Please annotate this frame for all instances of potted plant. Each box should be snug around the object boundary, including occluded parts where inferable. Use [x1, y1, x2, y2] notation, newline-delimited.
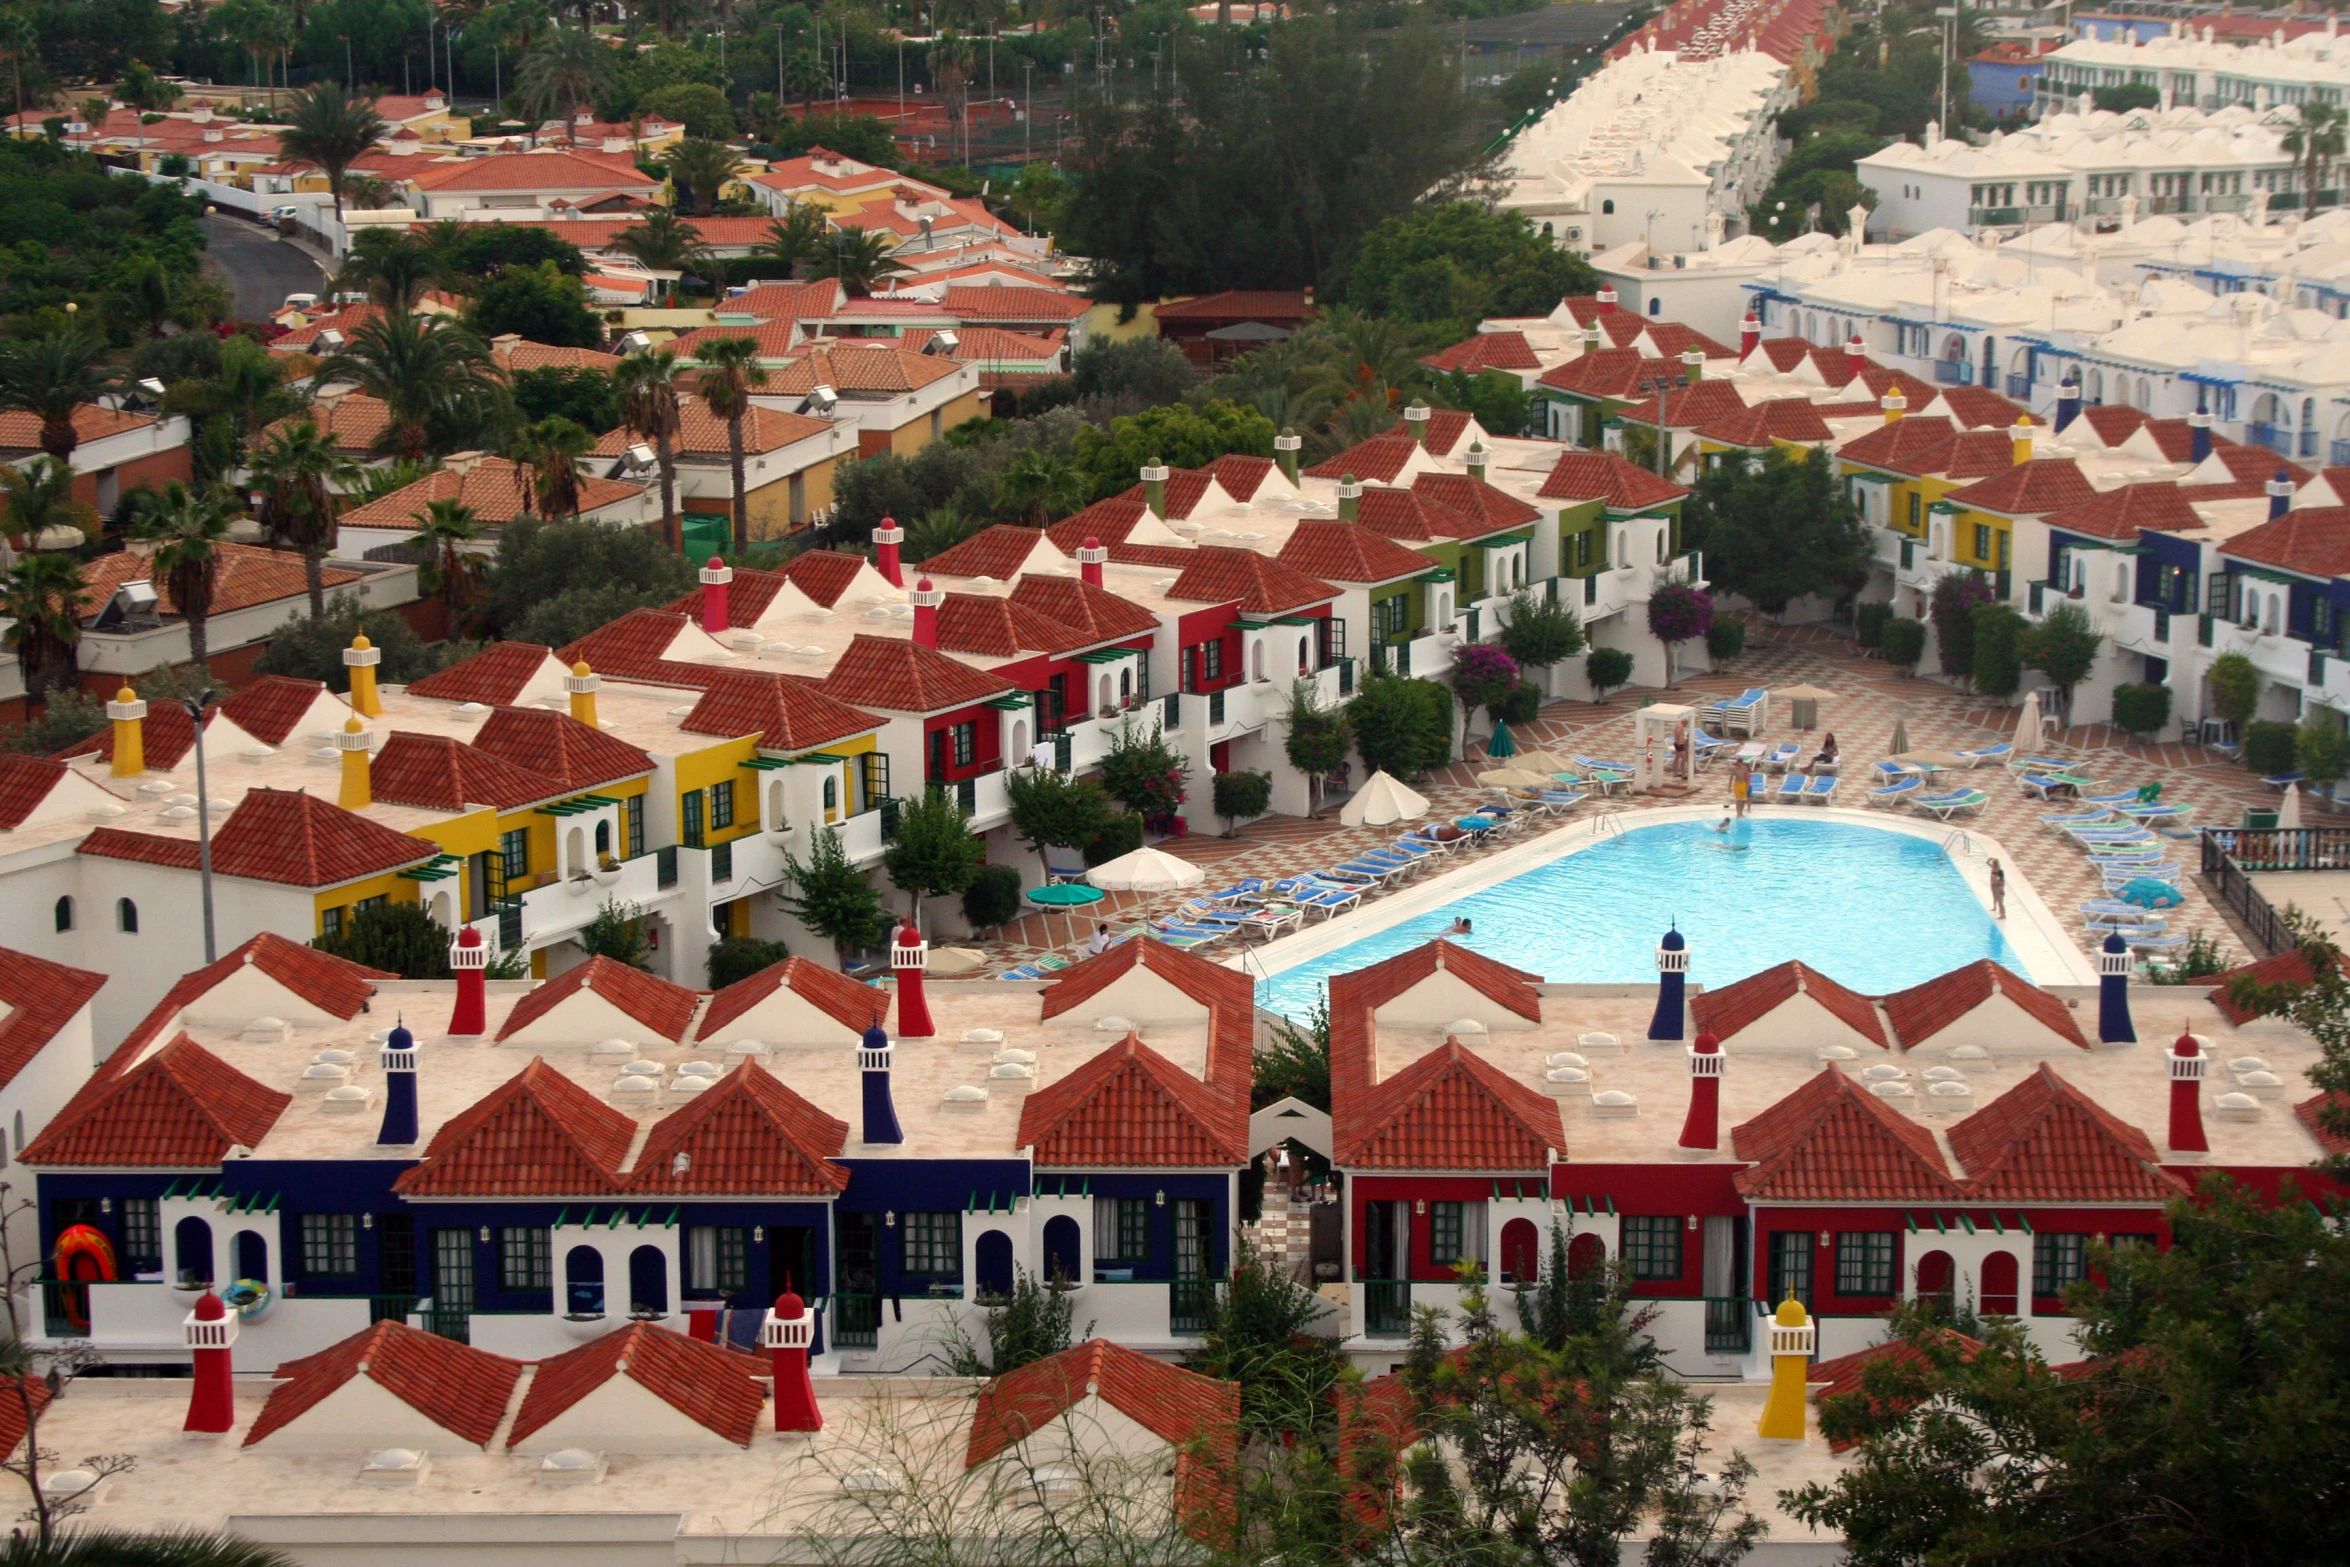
[592, 851, 623, 886]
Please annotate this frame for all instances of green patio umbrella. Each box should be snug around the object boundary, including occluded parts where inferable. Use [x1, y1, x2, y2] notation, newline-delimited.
[1488, 721, 1517, 760]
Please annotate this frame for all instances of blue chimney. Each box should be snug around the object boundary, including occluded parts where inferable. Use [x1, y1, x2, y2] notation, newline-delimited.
[1647, 926, 1688, 1042]
[2269, 470, 2295, 520]
[2097, 932, 2136, 1044]
[858, 1020, 903, 1145]
[2190, 404, 2213, 463]
[377, 1018, 418, 1145]
[2054, 374, 2081, 433]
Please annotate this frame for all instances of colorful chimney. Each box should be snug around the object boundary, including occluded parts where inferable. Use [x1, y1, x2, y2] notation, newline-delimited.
[1680, 348, 1704, 384]
[2010, 415, 2035, 466]
[1403, 399, 1432, 446]
[107, 685, 146, 778]
[910, 576, 943, 648]
[182, 1292, 237, 1434]
[893, 921, 934, 1039]
[2168, 1028, 2209, 1155]
[2055, 374, 2082, 432]
[1140, 459, 1169, 518]
[1274, 427, 1301, 484]
[1676, 1029, 1723, 1152]
[335, 716, 372, 810]
[699, 559, 733, 634]
[1881, 388, 1906, 425]
[858, 1019, 904, 1145]
[1844, 334, 1867, 378]
[2190, 406, 2214, 463]
[1077, 535, 1107, 589]
[1756, 1295, 1815, 1440]
[1596, 286, 1618, 314]
[2269, 470, 2295, 520]
[448, 925, 489, 1037]
[344, 632, 382, 717]
[763, 1288, 822, 1433]
[1465, 440, 1488, 483]
[1738, 310, 1761, 359]
[566, 660, 600, 729]
[1647, 926, 1688, 1041]
[2098, 932, 2136, 1044]
[1337, 474, 1361, 523]
[377, 1017, 418, 1145]
[873, 513, 905, 587]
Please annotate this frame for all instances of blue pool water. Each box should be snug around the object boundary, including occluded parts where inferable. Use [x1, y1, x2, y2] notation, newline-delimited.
[1253, 818, 2022, 1018]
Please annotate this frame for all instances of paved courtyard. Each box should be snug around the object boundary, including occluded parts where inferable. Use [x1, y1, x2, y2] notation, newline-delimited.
[971, 623, 2282, 980]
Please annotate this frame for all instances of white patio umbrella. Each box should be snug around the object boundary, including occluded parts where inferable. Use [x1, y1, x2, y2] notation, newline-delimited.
[1340, 769, 1430, 827]
[2015, 690, 2042, 753]
[2281, 781, 2304, 830]
[1087, 846, 1207, 892]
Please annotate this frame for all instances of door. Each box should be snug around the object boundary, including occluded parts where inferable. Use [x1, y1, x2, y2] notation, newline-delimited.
[376, 1213, 416, 1304]
[1702, 1216, 1743, 1300]
[768, 1225, 814, 1302]
[1767, 1230, 1812, 1309]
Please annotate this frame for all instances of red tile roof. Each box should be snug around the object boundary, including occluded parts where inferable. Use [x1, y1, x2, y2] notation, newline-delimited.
[624, 1061, 848, 1195]
[2040, 481, 2207, 541]
[409, 643, 561, 706]
[0, 949, 105, 1094]
[405, 148, 657, 192]
[935, 592, 1084, 657]
[0, 404, 158, 453]
[1833, 415, 1958, 474]
[2220, 505, 2350, 580]
[593, 397, 834, 460]
[1166, 547, 1336, 615]
[1926, 385, 2028, 431]
[968, 1335, 1238, 1462]
[2204, 946, 2320, 1025]
[917, 525, 1054, 581]
[471, 707, 654, 794]
[938, 285, 1091, 324]
[1690, 960, 1887, 1047]
[1384, 410, 1479, 458]
[663, 561, 793, 629]
[2201, 444, 2309, 487]
[1409, 473, 1543, 530]
[819, 633, 1016, 714]
[780, 550, 876, 609]
[1018, 1034, 1252, 1167]
[370, 731, 564, 812]
[21, 1036, 289, 1168]
[0, 1376, 52, 1461]
[2295, 1090, 2350, 1155]
[73, 544, 364, 622]
[511, 1323, 767, 1448]
[394, 1057, 636, 1196]
[1149, 291, 1313, 323]
[1943, 459, 2098, 518]
[2077, 404, 2148, 446]
[1730, 1069, 1961, 1201]
[1303, 436, 1419, 485]
[1613, 378, 1748, 432]
[1535, 350, 1681, 401]
[1203, 453, 1279, 502]
[1641, 321, 1736, 362]
[1809, 1330, 1984, 1451]
[1883, 961, 2088, 1050]
[698, 956, 886, 1040]
[1949, 1063, 2187, 1203]
[1421, 331, 1540, 375]
[1004, 575, 1161, 645]
[247, 1321, 522, 1449]
[1338, 1039, 1564, 1170]
[497, 956, 701, 1044]
[1536, 451, 1690, 510]
[261, 395, 391, 455]
[1277, 521, 1433, 585]
[677, 669, 881, 752]
[0, 755, 80, 829]
[338, 456, 645, 532]
[110, 933, 389, 1068]
[220, 676, 334, 747]
[78, 790, 437, 889]
[1694, 397, 1835, 449]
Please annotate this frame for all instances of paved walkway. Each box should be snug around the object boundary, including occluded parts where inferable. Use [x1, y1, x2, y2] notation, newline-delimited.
[973, 627, 2278, 977]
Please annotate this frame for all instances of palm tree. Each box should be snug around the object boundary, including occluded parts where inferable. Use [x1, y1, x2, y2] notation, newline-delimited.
[995, 448, 1088, 526]
[0, 552, 87, 708]
[0, 331, 121, 462]
[609, 209, 712, 297]
[277, 81, 388, 223]
[781, 47, 830, 117]
[2283, 101, 2350, 213]
[344, 457, 432, 506]
[102, 256, 229, 341]
[0, 459, 85, 550]
[311, 311, 503, 461]
[0, 9, 37, 122]
[130, 481, 236, 669]
[510, 416, 595, 521]
[808, 227, 911, 296]
[407, 496, 480, 614]
[762, 201, 830, 279]
[517, 27, 611, 143]
[662, 137, 740, 217]
[0, 1531, 294, 1567]
[614, 348, 683, 549]
[693, 336, 766, 553]
[248, 418, 359, 614]
[213, 0, 292, 93]
[335, 234, 453, 311]
[167, 334, 299, 476]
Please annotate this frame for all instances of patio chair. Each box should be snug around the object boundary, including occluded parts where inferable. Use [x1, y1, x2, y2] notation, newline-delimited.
[2020, 774, 2093, 800]
[1803, 774, 1839, 804]
[1909, 789, 1989, 821]
[1958, 743, 2013, 767]
[1773, 773, 1809, 803]
[1867, 776, 1922, 807]
[1290, 882, 1362, 919]
[1201, 877, 1266, 905]
[2041, 809, 2114, 828]
[1760, 743, 1800, 773]
[994, 964, 1045, 980]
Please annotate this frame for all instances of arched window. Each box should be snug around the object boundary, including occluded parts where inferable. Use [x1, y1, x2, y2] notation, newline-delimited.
[1042, 1215, 1081, 1287]
[116, 898, 137, 934]
[1601, 198, 1615, 214]
[566, 1246, 606, 1316]
[628, 1244, 668, 1317]
[1914, 1249, 1955, 1311]
[822, 776, 838, 821]
[1980, 1251, 2020, 1315]
[975, 1230, 1015, 1300]
[594, 819, 611, 857]
[52, 896, 72, 933]
[1499, 1218, 1540, 1285]
[2087, 369, 2105, 403]
[1647, 296, 1661, 316]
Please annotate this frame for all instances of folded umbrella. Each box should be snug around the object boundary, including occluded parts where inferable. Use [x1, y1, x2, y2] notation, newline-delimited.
[2119, 877, 2184, 909]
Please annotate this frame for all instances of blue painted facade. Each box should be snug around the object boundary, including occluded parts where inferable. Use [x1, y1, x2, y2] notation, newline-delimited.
[1970, 56, 2050, 119]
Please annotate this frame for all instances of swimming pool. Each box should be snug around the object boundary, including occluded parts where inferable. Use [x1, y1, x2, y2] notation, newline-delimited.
[1252, 815, 2028, 1018]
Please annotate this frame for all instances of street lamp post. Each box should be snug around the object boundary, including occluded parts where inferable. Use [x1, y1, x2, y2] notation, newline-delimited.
[181, 693, 218, 964]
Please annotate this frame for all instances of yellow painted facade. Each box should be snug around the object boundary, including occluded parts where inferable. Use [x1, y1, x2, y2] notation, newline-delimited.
[312, 871, 421, 935]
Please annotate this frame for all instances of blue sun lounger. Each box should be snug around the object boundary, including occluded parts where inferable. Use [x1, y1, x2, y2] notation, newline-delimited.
[1201, 877, 1265, 905]
[1802, 774, 1838, 803]
[1868, 776, 1921, 806]
[1958, 743, 2013, 767]
[1910, 789, 1988, 820]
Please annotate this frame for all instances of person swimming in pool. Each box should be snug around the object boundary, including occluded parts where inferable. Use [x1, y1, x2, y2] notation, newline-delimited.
[1448, 917, 1473, 935]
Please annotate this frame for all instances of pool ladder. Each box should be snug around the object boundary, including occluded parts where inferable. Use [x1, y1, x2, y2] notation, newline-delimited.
[1590, 812, 1625, 839]
[1944, 830, 1977, 859]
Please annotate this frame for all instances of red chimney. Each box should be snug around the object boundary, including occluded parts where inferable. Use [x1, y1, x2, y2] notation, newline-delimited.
[183, 1292, 236, 1433]
[893, 921, 935, 1038]
[910, 576, 943, 648]
[764, 1289, 822, 1433]
[699, 559, 732, 635]
[448, 925, 488, 1037]
[1597, 286, 1619, 315]
[1078, 534, 1107, 588]
[1845, 334, 1868, 378]
[2168, 1029, 2208, 1154]
[1738, 311, 1762, 359]
[873, 514, 905, 588]
[1677, 1029, 1723, 1152]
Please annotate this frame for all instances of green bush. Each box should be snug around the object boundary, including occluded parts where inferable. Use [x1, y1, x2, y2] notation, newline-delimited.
[1854, 600, 1892, 648]
[1212, 769, 1274, 833]
[2207, 650, 2259, 729]
[2299, 720, 2350, 789]
[1585, 646, 1634, 700]
[961, 863, 1024, 931]
[2110, 682, 2173, 739]
[312, 899, 453, 978]
[1879, 616, 1927, 673]
[1705, 613, 1746, 665]
[1493, 680, 1544, 726]
[1971, 603, 2026, 699]
[706, 936, 788, 988]
[2245, 719, 2300, 777]
[1082, 812, 1145, 866]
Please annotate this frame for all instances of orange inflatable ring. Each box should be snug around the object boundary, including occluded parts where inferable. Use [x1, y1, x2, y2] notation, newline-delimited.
[52, 1225, 117, 1331]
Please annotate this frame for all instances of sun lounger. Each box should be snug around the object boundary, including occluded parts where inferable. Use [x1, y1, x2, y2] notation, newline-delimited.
[2086, 915, 2168, 935]
[2021, 774, 2094, 799]
[1910, 789, 1989, 820]
[1149, 918, 1231, 944]
[2266, 774, 2306, 791]
[1045, 861, 1088, 884]
[995, 964, 1044, 980]
[2017, 756, 2076, 772]
[1539, 790, 1589, 812]
[1773, 773, 1808, 802]
[1868, 776, 1921, 806]
[1871, 761, 1921, 786]
[2115, 802, 2188, 821]
[1201, 877, 1265, 905]
[2122, 932, 2191, 953]
[1171, 900, 1253, 927]
[1326, 858, 1410, 886]
[1803, 775, 1838, 803]
[2081, 899, 2166, 920]
[1958, 743, 2013, 767]
[2042, 809, 2113, 827]
[1036, 953, 1073, 971]
[1236, 905, 1303, 939]
[1760, 743, 1800, 773]
[1575, 756, 1635, 774]
[1703, 688, 1769, 736]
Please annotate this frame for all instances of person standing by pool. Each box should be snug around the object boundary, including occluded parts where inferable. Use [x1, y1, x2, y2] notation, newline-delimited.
[1730, 758, 1752, 817]
[1988, 859, 2007, 919]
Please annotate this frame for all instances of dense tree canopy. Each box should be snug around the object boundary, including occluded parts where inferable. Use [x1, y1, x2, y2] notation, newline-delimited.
[1342, 203, 1598, 326]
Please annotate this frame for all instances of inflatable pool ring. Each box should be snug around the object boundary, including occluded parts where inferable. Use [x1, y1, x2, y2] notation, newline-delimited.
[219, 1278, 273, 1321]
[52, 1225, 117, 1331]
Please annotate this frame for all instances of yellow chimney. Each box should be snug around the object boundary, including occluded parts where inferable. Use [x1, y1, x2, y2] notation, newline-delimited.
[1882, 389, 1906, 425]
[344, 632, 382, 717]
[107, 686, 146, 778]
[336, 716, 372, 809]
[2010, 414, 2035, 467]
[566, 660, 601, 729]
[1756, 1293, 1816, 1441]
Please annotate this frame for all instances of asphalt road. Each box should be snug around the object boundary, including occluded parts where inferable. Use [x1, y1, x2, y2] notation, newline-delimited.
[200, 212, 329, 323]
